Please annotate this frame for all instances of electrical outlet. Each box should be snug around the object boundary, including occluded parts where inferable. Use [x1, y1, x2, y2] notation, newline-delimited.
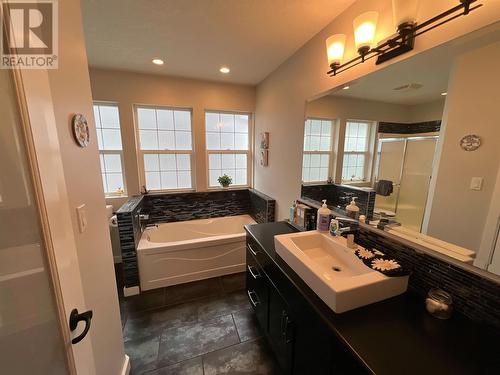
[76, 204, 87, 233]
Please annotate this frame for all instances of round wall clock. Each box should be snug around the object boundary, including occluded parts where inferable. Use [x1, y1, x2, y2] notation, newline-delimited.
[459, 134, 481, 151]
[72, 113, 90, 147]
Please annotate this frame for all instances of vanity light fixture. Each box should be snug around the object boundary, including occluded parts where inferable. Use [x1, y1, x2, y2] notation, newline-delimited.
[326, 34, 346, 70]
[219, 66, 230, 74]
[441, 92, 447, 96]
[152, 58, 164, 65]
[326, 0, 482, 76]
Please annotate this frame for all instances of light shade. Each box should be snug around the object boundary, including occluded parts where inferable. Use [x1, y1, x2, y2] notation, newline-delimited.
[325, 34, 346, 66]
[353, 11, 379, 51]
[392, 0, 419, 27]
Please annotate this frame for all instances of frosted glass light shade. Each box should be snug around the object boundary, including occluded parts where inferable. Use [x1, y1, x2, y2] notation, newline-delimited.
[392, 0, 419, 27]
[353, 11, 379, 51]
[326, 34, 346, 66]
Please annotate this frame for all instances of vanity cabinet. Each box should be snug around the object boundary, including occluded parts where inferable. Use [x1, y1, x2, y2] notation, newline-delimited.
[245, 233, 365, 375]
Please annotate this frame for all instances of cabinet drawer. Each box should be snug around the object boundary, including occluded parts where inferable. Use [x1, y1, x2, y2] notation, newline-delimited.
[246, 249, 269, 331]
[246, 235, 271, 271]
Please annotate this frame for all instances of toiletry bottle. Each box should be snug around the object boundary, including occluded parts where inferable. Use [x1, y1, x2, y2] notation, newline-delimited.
[316, 200, 331, 232]
[289, 201, 297, 223]
[329, 219, 339, 236]
[346, 197, 359, 220]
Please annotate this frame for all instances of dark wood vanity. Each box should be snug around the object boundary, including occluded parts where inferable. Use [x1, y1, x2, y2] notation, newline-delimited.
[245, 221, 499, 375]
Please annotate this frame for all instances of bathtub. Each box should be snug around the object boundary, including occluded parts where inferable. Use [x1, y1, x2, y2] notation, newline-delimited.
[137, 214, 256, 291]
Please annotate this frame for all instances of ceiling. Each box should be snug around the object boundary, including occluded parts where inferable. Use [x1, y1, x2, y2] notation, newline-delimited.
[81, 0, 354, 85]
[331, 23, 500, 105]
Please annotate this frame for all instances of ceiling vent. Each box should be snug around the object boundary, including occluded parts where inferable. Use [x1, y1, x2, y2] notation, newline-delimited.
[393, 83, 423, 92]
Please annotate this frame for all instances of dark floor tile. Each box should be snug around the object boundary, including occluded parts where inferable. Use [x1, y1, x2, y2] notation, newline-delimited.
[202, 338, 281, 375]
[165, 278, 223, 305]
[220, 272, 246, 293]
[124, 288, 166, 316]
[148, 357, 203, 375]
[120, 299, 128, 328]
[197, 290, 250, 322]
[157, 315, 239, 368]
[124, 302, 198, 342]
[233, 308, 262, 342]
[125, 334, 160, 374]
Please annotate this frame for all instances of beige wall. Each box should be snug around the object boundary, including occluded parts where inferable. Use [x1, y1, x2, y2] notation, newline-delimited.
[254, 0, 500, 219]
[408, 100, 445, 122]
[423, 41, 500, 251]
[89, 68, 256, 209]
[47, 0, 125, 373]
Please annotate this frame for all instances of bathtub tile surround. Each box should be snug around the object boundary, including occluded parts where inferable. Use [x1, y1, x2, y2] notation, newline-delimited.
[301, 183, 376, 218]
[356, 228, 500, 329]
[116, 188, 275, 290]
[119, 273, 279, 374]
[116, 195, 144, 288]
[378, 120, 441, 134]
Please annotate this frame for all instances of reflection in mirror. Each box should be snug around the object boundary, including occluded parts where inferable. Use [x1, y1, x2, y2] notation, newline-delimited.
[301, 24, 500, 277]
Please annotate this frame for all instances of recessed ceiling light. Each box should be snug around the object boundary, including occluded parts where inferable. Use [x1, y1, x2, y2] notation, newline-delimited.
[219, 66, 230, 74]
[342, 85, 350, 90]
[441, 92, 447, 96]
[152, 58, 164, 65]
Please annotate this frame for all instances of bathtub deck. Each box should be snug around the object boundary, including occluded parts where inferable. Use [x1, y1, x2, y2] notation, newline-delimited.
[115, 267, 281, 374]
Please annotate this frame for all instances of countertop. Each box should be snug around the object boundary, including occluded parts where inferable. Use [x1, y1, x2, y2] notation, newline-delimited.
[245, 221, 500, 375]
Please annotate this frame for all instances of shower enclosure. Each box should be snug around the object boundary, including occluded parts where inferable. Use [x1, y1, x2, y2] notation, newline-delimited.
[374, 136, 438, 232]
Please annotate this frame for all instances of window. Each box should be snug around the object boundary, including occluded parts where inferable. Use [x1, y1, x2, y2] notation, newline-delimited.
[93, 103, 126, 196]
[342, 120, 373, 182]
[302, 118, 334, 183]
[205, 111, 251, 187]
[136, 106, 194, 191]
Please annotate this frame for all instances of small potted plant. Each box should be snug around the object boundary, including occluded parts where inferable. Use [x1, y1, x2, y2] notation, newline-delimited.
[218, 174, 232, 189]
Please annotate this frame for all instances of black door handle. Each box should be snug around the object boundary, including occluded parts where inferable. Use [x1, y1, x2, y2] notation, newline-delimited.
[69, 308, 93, 344]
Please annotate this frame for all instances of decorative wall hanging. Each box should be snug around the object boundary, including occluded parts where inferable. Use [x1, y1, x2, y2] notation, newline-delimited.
[71, 113, 90, 147]
[259, 132, 269, 166]
[260, 149, 269, 167]
[460, 134, 481, 151]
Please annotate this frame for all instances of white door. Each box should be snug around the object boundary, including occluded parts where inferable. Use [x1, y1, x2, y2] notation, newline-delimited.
[0, 66, 96, 372]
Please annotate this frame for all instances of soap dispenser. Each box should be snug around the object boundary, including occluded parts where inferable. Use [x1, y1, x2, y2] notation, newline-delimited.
[346, 197, 359, 219]
[316, 200, 331, 232]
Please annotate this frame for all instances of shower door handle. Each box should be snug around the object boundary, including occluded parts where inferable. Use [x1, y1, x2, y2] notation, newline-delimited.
[69, 308, 93, 344]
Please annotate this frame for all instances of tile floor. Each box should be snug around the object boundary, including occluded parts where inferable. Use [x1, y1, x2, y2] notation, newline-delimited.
[117, 270, 282, 375]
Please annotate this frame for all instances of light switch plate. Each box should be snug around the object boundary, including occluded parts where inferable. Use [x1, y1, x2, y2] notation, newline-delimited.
[76, 204, 87, 233]
[470, 177, 483, 191]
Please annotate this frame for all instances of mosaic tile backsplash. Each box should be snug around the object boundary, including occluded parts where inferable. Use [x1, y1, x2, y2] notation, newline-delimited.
[356, 228, 500, 329]
[301, 183, 376, 219]
[116, 189, 275, 288]
[378, 120, 441, 134]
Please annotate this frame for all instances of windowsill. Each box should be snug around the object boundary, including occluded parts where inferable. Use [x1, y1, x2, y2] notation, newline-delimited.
[207, 185, 251, 191]
[105, 194, 128, 199]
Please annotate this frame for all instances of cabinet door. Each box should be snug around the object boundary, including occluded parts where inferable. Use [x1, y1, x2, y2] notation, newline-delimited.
[268, 287, 294, 374]
[246, 248, 269, 331]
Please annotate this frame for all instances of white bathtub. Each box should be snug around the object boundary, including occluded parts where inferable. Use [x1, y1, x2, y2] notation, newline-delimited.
[137, 214, 256, 291]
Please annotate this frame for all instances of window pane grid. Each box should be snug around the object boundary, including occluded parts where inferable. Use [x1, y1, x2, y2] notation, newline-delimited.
[137, 106, 194, 191]
[205, 111, 251, 188]
[94, 103, 126, 195]
[342, 120, 371, 182]
[302, 118, 333, 183]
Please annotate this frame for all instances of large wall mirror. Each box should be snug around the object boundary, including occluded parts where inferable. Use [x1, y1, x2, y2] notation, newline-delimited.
[301, 23, 500, 279]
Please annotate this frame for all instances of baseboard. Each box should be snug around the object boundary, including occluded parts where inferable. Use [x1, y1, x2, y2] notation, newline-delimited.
[120, 354, 130, 375]
[123, 286, 140, 297]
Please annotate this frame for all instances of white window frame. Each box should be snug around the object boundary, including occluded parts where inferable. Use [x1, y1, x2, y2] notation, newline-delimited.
[93, 102, 127, 197]
[135, 104, 196, 193]
[205, 110, 253, 189]
[302, 117, 336, 184]
[341, 119, 376, 184]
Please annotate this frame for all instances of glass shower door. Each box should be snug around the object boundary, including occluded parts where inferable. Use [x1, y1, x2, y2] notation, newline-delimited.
[374, 139, 405, 215]
[397, 138, 438, 232]
[0, 70, 68, 373]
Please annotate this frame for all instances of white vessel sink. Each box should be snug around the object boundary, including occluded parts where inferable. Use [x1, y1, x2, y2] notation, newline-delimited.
[274, 231, 408, 313]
